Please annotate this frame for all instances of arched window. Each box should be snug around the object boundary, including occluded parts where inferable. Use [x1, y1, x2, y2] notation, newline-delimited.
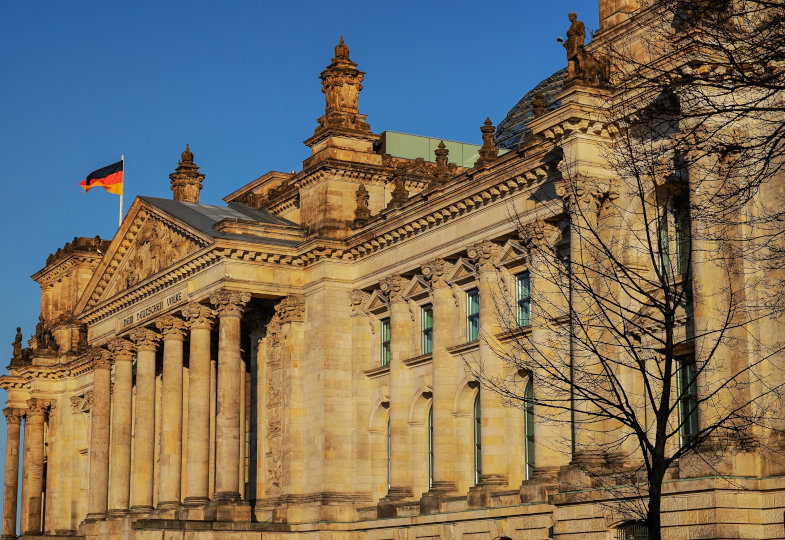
[386, 417, 391, 490]
[615, 521, 648, 539]
[428, 405, 434, 488]
[524, 379, 535, 480]
[473, 392, 482, 485]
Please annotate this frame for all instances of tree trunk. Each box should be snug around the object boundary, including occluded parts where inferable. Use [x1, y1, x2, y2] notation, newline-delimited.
[647, 462, 666, 540]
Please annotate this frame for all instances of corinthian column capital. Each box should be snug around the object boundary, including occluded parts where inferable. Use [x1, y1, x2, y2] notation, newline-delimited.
[379, 275, 407, 303]
[107, 338, 135, 362]
[127, 327, 161, 351]
[467, 241, 501, 272]
[421, 258, 451, 288]
[25, 398, 50, 419]
[275, 295, 306, 323]
[181, 302, 216, 329]
[90, 348, 113, 370]
[210, 290, 251, 318]
[3, 407, 23, 424]
[155, 314, 188, 340]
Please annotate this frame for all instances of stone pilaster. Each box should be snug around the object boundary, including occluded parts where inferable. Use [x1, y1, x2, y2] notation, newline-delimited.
[23, 398, 50, 533]
[155, 314, 188, 509]
[420, 259, 459, 513]
[128, 327, 161, 513]
[210, 290, 250, 503]
[378, 276, 413, 515]
[182, 303, 216, 506]
[2, 408, 23, 539]
[86, 349, 112, 521]
[107, 338, 135, 515]
[467, 241, 509, 503]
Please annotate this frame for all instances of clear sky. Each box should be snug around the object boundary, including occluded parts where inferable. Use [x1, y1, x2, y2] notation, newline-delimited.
[0, 0, 598, 526]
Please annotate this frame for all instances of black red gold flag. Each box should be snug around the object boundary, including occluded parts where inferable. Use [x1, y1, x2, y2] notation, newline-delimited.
[80, 160, 124, 195]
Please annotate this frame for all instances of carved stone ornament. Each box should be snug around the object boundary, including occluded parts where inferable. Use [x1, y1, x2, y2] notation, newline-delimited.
[155, 314, 188, 339]
[90, 348, 113, 369]
[275, 295, 306, 323]
[349, 289, 370, 316]
[474, 117, 499, 168]
[127, 327, 162, 352]
[3, 407, 24, 423]
[421, 259, 450, 288]
[532, 91, 548, 118]
[433, 141, 450, 184]
[106, 215, 202, 298]
[314, 36, 371, 136]
[467, 241, 502, 272]
[379, 275, 407, 302]
[386, 167, 409, 210]
[210, 290, 251, 318]
[354, 184, 371, 223]
[169, 144, 205, 204]
[107, 338, 135, 362]
[561, 12, 610, 85]
[11, 327, 22, 360]
[181, 302, 216, 329]
[70, 392, 93, 413]
[520, 220, 560, 252]
[32, 315, 59, 354]
[26, 398, 51, 418]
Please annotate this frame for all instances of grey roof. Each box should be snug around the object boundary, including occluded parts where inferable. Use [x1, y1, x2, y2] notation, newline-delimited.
[140, 196, 304, 247]
[495, 68, 567, 150]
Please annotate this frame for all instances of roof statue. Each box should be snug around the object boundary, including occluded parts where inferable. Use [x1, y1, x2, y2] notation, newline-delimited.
[474, 117, 499, 167]
[169, 144, 205, 203]
[559, 12, 610, 86]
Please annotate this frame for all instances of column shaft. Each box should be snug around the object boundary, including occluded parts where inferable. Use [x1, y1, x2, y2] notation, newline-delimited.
[87, 353, 112, 520]
[156, 316, 187, 508]
[108, 340, 134, 514]
[23, 399, 49, 533]
[1, 409, 23, 539]
[183, 304, 214, 505]
[129, 329, 160, 512]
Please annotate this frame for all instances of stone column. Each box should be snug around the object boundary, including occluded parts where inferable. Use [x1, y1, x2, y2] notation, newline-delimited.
[2, 408, 23, 539]
[107, 338, 135, 515]
[420, 259, 459, 512]
[155, 315, 188, 508]
[128, 327, 161, 513]
[87, 349, 112, 520]
[379, 276, 413, 512]
[182, 303, 215, 506]
[467, 241, 508, 493]
[210, 290, 250, 502]
[23, 398, 50, 533]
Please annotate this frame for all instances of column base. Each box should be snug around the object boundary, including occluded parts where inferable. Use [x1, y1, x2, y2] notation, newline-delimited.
[107, 508, 129, 518]
[419, 481, 458, 515]
[129, 505, 154, 515]
[467, 474, 509, 507]
[84, 511, 106, 522]
[213, 490, 241, 503]
[377, 486, 414, 517]
[202, 500, 251, 523]
[183, 496, 210, 507]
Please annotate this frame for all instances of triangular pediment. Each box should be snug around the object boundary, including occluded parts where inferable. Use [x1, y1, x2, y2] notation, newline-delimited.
[365, 290, 389, 315]
[447, 257, 477, 286]
[76, 199, 213, 312]
[403, 275, 431, 301]
[496, 239, 528, 269]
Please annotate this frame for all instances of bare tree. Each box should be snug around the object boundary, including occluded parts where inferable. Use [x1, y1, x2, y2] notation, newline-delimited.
[474, 3, 785, 538]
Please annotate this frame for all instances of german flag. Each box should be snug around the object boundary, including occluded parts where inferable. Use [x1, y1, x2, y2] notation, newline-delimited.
[80, 160, 123, 195]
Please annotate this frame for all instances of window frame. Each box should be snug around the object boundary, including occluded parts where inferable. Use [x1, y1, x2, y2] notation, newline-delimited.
[466, 288, 480, 342]
[380, 317, 391, 367]
[524, 379, 535, 480]
[427, 405, 434, 489]
[516, 271, 531, 327]
[676, 352, 699, 445]
[421, 303, 433, 355]
[473, 391, 482, 485]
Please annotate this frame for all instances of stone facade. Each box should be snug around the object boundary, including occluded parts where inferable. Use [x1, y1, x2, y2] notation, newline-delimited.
[3, 2, 785, 539]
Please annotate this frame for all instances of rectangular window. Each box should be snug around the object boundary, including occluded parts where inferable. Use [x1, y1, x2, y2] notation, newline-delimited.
[676, 353, 699, 444]
[380, 318, 391, 367]
[675, 202, 691, 276]
[467, 288, 480, 341]
[658, 210, 670, 277]
[516, 271, 531, 327]
[421, 304, 433, 355]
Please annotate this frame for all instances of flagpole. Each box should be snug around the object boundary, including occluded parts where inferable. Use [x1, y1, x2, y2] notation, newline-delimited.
[119, 154, 124, 228]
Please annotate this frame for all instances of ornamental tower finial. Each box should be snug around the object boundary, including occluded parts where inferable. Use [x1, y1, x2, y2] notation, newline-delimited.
[169, 144, 205, 203]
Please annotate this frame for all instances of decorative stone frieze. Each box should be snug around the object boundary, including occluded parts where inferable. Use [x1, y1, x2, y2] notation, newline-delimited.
[127, 327, 161, 351]
[210, 290, 251, 318]
[275, 295, 306, 323]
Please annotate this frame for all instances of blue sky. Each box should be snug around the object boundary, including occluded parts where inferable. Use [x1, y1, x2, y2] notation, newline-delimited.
[0, 0, 599, 526]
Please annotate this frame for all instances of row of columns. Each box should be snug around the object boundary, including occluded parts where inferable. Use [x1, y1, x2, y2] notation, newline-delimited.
[84, 290, 250, 519]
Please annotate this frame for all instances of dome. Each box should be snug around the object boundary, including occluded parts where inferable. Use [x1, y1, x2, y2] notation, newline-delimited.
[495, 68, 566, 150]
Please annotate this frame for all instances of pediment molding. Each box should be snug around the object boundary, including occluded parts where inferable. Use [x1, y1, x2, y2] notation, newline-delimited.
[403, 275, 431, 302]
[364, 290, 389, 315]
[447, 257, 477, 287]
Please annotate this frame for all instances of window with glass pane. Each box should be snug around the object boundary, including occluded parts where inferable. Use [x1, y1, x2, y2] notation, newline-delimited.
[677, 353, 699, 444]
[516, 272, 531, 327]
[380, 318, 391, 367]
[467, 288, 480, 341]
[658, 210, 670, 276]
[421, 304, 433, 354]
[473, 392, 482, 485]
[524, 379, 535, 480]
[675, 200, 691, 276]
[428, 405, 434, 489]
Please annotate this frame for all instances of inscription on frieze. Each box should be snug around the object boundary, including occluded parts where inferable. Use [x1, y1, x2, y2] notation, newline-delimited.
[115, 285, 188, 332]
